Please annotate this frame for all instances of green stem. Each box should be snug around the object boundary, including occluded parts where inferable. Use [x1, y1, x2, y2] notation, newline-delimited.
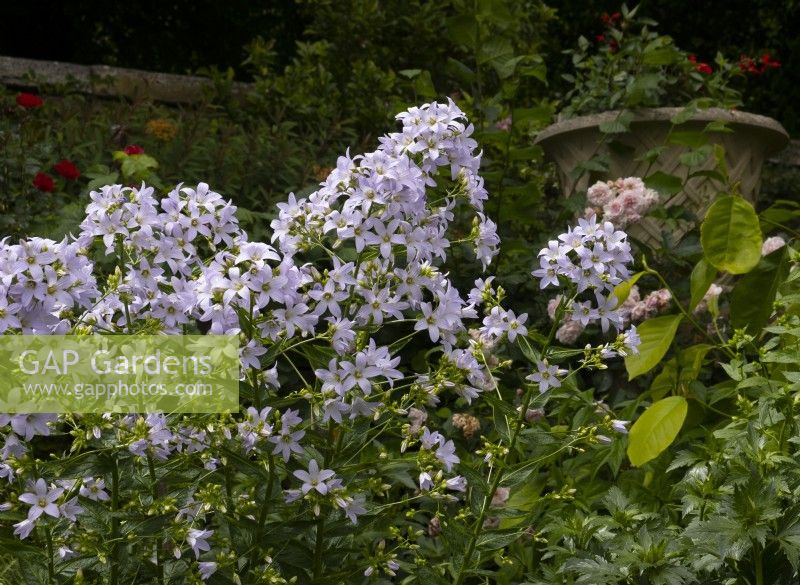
[453, 386, 536, 585]
[250, 454, 276, 573]
[313, 423, 338, 581]
[46, 525, 55, 584]
[645, 267, 735, 358]
[759, 216, 800, 239]
[147, 454, 165, 585]
[453, 307, 568, 585]
[111, 457, 120, 585]
[753, 542, 764, 585]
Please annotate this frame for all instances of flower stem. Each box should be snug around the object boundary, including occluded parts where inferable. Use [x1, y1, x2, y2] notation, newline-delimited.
[111, 456, 120, 585]
[250, 454, 276, 572]
[45, 525, 55, 584]
[453, 385, 536, 585]
[147, 453, 165, 585]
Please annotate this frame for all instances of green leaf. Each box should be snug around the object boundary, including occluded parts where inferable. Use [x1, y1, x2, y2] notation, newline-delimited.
[613, 271, 647, 307]
[445, 58, 475, 85]
[627, 396, 688, 466]
[86, 171, 120, 192]
[119, 153, 159, 181]
[598, 111, 633, 134]
[499, 481, 543, 529]
[689, 258, 717, 312]
[668, 131, 708, 149]
[446, 15, 477, 48]
[649, 359, 677, 400]
[413, 70, 436, 98]
[644, 171, 683, 196]
[508, 146, 540, 161]
[701, 196, 763, 274]
[677, 344, 713, 383]
[679, 144, 713, 167]
[398, 69, 422, 79]
[493, 55, 526, 79]
[670, 104, 698, 125]
[759, 200, 800, 234]
[477, 38, 514, 66]
[625, 315, 683, 379]
[636, 145, 667, 164]
[513, 106, 553, 126]
[730, 246, 791, 333]
[642, 46, 681, 65]
[476, 529, 525, 550]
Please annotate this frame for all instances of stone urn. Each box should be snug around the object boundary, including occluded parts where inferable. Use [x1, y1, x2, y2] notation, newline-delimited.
[534, 107, 790, 245]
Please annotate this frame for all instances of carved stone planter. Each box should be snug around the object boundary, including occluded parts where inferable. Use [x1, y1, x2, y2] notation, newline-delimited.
[534, 108, 790, 245]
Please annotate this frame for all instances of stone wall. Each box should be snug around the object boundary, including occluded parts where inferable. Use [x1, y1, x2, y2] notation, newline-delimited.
[0, 56, 250, 104]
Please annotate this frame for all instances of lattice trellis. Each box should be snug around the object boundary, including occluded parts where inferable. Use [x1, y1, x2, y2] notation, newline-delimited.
[535, 108, 790, 247]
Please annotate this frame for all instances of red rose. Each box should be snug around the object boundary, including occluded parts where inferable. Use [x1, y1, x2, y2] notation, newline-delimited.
[762, 53, 780, 69]
[33, 172, 55, 192]
[687, 54, 697, 63]
[611, 11, 622, 21]
[696, 63, 713, 75]
[53, 159, 81, 180]
[124, 145, 145, 155]
[16, 93, 43, 109]
[596, 34, 605, 43]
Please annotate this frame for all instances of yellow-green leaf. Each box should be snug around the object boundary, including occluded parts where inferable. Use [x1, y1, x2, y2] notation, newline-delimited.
[625, 315, 683, 379]
[627, 396, 688, 466]
[613, 271, 647, 307]
[701, 196, 763, 274]
[689, 258, 717, 312]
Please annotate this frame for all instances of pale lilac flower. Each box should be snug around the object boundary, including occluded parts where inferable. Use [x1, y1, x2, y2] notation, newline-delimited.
[435, 439, 460, 472]
[59, 497, 83, 522]
[294, 460, 336, 495]
[526, 361, 565, 393]
[58, 546, 78, 560]
[79, 477, 110, 502]
[199, 562, 218, 581]
[611, 420, 629, 434]
[446, 476, 468, 492]
[13, 518, 35, 539]
[419, 472, 434, 491]
[336, 493, 367, 524]
[19, 478, 63, 521]
[269, 428, 306, 462]
[420, 427, 444, 449]
[186, 528, 213, 559]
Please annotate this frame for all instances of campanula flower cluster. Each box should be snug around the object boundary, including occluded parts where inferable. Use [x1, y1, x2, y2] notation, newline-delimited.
[0, 101, 638, 580]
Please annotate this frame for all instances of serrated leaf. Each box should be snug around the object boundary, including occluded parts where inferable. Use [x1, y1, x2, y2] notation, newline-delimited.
[627, 396, 688, 466]
[476, 529, 525, 550]
[625, 315, 683, 379]
[499, 481, 543, 529]
[701, 196, 763, 274]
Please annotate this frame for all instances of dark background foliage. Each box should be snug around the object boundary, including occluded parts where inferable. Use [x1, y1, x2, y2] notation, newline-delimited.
[1, 0, 797, 134]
